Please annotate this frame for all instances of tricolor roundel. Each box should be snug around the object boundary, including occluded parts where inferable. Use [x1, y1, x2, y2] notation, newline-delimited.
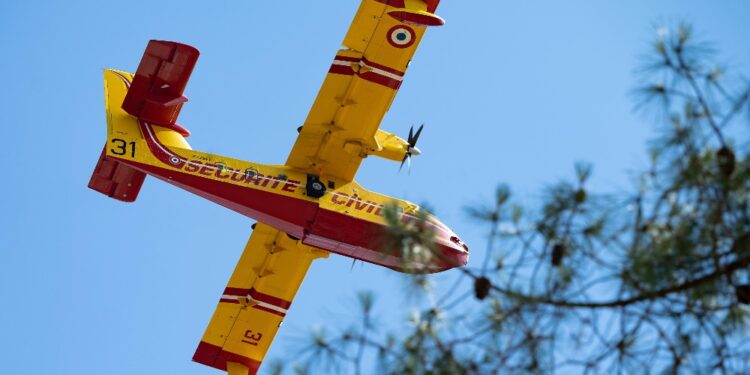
[387, 25, 416, 49]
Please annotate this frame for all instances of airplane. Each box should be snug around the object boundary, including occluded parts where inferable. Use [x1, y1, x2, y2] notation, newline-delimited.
[87, 0, 468, 374]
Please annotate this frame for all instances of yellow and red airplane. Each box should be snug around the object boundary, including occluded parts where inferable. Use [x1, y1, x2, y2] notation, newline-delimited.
[88, 1, 467, 374]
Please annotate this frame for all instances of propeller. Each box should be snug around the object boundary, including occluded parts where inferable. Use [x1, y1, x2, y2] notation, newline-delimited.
[400, 124, 424, 172]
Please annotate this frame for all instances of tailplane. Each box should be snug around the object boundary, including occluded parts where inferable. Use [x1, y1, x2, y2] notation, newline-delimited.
[88, 146, 146, 202]
[121, 40, 198, 136]
[88, 40, 199, 202]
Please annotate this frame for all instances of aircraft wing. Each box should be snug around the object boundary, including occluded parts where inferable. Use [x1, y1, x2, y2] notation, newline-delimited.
[193, 223, 328, 373]
[285, 0, 443, 182]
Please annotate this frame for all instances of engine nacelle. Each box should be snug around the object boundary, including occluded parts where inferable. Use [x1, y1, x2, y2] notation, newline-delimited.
[369, 129, 411, 162]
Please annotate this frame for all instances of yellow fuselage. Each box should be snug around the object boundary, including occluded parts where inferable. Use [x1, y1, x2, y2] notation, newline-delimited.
[97, 70, 467, 272]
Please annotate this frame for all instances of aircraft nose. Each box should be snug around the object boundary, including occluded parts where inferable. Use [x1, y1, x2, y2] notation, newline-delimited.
[450, 235, 469, 252]
[408, 146, 421, 156]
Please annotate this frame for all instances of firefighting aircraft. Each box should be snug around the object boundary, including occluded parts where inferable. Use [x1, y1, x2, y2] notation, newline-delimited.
[88, 0, 467, 374]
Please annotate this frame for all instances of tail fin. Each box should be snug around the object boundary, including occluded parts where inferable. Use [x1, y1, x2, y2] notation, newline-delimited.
[121, 40, 199, 137]
[88, 70, 148, 202]
[89, 40, 199, 202]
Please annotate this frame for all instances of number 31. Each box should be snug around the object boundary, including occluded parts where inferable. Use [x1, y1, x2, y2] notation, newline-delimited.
[110, 138, 136, 157]
[242, 330, 263, 346]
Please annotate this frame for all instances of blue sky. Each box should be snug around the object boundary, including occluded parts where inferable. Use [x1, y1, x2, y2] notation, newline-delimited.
[1, 1, 749, 374]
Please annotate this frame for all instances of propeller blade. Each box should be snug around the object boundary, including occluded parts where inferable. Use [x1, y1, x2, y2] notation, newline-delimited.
[400, 124, 424, 173]
[411, 124, 424, 146]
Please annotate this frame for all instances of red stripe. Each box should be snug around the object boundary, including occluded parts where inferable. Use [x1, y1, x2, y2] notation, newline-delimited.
[140, 120, 188, 169]
[109, 157, 466, 273]
[361, 57, 405, 76]
[221, 287, 291, 310]
[328, 55, 405, 90]
[331, 63, 403, 90]
[218, 300, 286, 315]
[333, 55, 361, 63]
[224, 287, 251, 296]
[249, 288, 291, 310]
[110, 158, 317, 239]
[111, 158, 466, 272]
[252, 304, 285, 317]
[359, 71, 402, 90]
[328, 64, 354, 76]
[193, 341, 261, 375]
[111, 71, 132, 88]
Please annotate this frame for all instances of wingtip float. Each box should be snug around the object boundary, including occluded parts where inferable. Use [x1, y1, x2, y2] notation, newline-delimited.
[88, 1, 466, 374]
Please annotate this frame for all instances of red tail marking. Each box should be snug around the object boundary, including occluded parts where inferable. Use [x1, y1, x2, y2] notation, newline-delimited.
[193, 341, 261, 375]
[88, 147, 146, 202]
[122, 40, 199, 136]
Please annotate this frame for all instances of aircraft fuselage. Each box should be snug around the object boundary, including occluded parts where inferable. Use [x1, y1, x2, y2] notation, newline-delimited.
[93, 71, 468, 272]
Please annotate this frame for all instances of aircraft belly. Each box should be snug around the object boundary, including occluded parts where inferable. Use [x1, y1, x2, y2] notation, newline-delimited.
[305, 207, 466, 273]
[110, 156, 467, 272]
[113, 159, 318, 238]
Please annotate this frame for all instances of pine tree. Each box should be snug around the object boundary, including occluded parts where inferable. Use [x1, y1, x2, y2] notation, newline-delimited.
[277, 23, 750, 375]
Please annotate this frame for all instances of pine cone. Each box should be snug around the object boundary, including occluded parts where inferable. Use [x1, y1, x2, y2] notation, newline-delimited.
[474, 277, 491, 300]
[736, 284, 750, 305]
[717, 147, 736, 178]
[551, 243, 566, 267]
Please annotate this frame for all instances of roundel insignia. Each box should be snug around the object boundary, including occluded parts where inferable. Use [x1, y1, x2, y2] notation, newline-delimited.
[387, 25, 416, 49]
[170, 156, 181, 164]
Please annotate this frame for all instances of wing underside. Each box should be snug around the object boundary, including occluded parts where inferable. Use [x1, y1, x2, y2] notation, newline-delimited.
[194, 1, 442, 372]
[285, 0, 440, 181]
[193, 223, 327, 374]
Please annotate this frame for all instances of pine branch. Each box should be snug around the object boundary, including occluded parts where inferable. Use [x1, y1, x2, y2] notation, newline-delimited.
[462, 254, 750, 309]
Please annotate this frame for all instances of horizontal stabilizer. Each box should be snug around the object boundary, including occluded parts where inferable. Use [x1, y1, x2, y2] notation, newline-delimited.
[88, 147, 146, 202]
[121, 40, 199, 136]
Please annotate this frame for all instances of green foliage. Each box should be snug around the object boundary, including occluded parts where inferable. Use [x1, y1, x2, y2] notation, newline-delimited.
[277, 23, 750, 374]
